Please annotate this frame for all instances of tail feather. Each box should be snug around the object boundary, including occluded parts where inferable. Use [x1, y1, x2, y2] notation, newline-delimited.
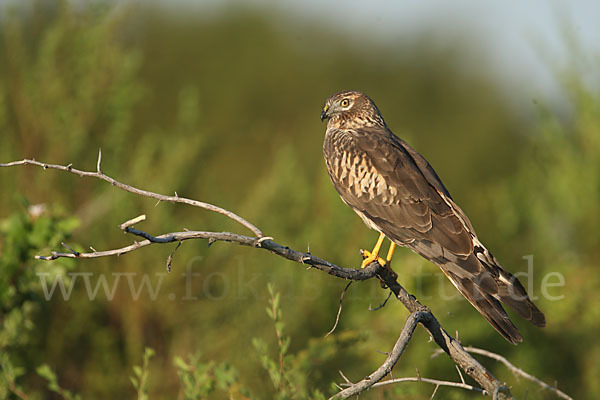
[495, 269, 546, 328]
[450, 272, 523, 344]
[407, 238, 546, 343]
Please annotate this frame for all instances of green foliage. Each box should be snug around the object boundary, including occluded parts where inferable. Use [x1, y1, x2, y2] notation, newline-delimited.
[252, 284, 361, 399]
[492, 60, 600, 397]
[0, 352, 25, 400]
[130, 347, 155, 400]
[0, 0, 597, 399]
[173, 352, 248, 399]
[252, 283, 294, 398]
[0, 203, 79, 399]
[37, 363, 82, 400]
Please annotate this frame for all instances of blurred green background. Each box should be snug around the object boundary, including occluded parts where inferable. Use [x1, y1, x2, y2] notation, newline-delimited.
[1, 1, 599, 399]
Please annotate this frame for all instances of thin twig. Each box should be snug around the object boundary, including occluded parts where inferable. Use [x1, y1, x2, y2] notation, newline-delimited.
[430, 384, 440, 399]
[368, 290, 393, 311]
[119, 214, 146, 230]
[0, 158, 262, 236]
[338, 370, 352, 385]
[326, 281, 353, 336]
[369, 376, 486, 394]
[464, 346, 573, 400]
[455, 365, 466, 384]
[61, 242, 79, 256]
[166, 241, 182, 273]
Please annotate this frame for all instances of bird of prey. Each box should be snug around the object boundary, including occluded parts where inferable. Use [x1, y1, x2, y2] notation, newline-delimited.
[320, 90, 545, 343]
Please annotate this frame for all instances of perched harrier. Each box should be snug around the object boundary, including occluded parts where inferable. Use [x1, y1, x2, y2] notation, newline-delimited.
[321, 90, 545, 343]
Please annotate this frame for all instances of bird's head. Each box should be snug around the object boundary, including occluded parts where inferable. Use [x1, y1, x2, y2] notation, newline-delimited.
[320, 90, 385, 128]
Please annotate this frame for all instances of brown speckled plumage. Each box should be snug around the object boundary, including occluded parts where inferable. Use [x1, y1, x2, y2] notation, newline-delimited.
[321, 90, 545, 344]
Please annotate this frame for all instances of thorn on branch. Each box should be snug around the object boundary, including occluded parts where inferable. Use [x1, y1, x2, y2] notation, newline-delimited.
[455, 365, 466, 384]
[207, 238, 216, 247]
[96, 148, 102, 173]
[338, 370, 353, 385]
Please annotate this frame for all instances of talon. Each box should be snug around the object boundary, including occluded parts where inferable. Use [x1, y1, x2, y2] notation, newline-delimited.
[360, 249, 386, 268]
[360, 233, 387, 268]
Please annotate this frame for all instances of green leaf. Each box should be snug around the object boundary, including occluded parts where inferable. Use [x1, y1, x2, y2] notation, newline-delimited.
[130, 376, 139, 389]
[36, 364, 57, 384]
[144, 347, 155, 359]
[173, 356, 189, 371]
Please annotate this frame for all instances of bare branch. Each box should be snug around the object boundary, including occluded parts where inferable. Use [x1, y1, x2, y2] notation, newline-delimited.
[0, 159, 262, 236]
[34, 225, 380, 280]
[331, 311, 427, 399]
[372, 267, 512, 399]
[370, 376, 486, 394]
[464, 346, 573, 400]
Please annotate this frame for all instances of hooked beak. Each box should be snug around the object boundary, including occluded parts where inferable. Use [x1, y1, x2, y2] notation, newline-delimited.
[320, 105, 330, 122]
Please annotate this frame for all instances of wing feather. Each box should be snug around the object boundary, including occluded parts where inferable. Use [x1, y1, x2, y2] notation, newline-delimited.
[323, 125, 545, 342]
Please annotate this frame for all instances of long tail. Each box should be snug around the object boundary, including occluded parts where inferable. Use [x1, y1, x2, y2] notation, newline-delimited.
[408, 239, 546, 344]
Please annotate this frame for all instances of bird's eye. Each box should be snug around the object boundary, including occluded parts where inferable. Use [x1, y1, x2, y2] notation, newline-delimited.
[340, 99, 350, 107]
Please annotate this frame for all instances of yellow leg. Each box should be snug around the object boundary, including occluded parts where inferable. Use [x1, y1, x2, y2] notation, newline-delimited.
[385, 242, 396, 264]
[361, 233, 386, 268]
